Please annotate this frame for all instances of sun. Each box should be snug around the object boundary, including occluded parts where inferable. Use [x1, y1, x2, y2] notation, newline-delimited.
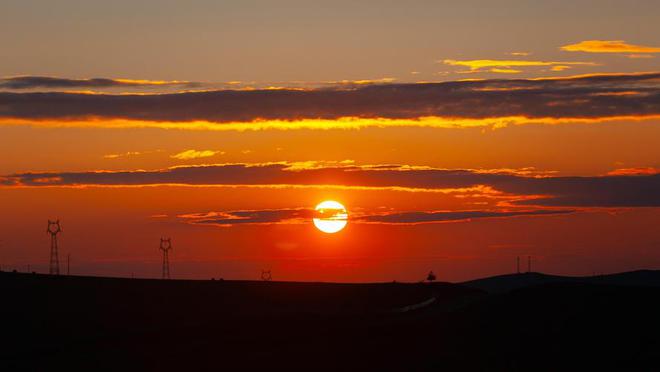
[313, 200, 348, 234]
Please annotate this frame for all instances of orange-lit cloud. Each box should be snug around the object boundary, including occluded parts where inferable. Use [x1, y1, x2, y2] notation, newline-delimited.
[489, 68, 522, 74]
[561, 40, 660, 54]
[442, 59, 597, 71]
[104, 151, 143, 159]
[325, 77, 397, 85]
[103, 150, 162, 159]
[1, 115, 658, 132]
[607, 167, 659, 176]
[28, 176, 63, 184]
[550, 65, 572, 72]
[170, 149, 224, 160]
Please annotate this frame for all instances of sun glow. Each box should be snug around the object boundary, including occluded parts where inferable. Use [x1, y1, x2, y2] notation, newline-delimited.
[313, 200, 348, 233]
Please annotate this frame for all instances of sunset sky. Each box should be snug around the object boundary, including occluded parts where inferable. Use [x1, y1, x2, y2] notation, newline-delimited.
[1, 0, 659, 282]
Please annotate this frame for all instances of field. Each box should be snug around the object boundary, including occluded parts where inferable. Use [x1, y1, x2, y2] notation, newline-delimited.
[2, 271, 660, 371]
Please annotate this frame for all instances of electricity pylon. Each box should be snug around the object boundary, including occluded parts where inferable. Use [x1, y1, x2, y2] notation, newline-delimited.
[47, 220, 62, 275]
[160, 238, 173, 279]
[261, 269, 272, 281]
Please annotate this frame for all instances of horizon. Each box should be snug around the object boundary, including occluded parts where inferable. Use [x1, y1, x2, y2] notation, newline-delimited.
[3, 264, 656, 284]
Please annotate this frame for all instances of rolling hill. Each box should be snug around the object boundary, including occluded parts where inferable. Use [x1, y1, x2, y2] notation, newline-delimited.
[2, 270, 660, 370]
[462, 269, 660, 294]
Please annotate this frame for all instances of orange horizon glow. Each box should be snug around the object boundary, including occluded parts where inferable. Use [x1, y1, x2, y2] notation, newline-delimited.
[1, 4, 659, 283]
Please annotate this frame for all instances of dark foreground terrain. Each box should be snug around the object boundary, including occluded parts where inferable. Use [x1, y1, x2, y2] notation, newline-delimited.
[2, 271, 660, 371]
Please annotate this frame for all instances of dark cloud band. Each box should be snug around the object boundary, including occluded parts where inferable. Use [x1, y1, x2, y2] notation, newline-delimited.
[181, 208, 575, 226]
[0, 76, 196, 90]
[0, 73, 658, 123]
[356, 209, 575, 224]
[3, 163, 659, 207]
[183, 209, 315, 225]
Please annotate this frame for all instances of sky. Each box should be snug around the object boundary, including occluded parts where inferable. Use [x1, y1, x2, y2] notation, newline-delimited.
[0, 0, 659, 282]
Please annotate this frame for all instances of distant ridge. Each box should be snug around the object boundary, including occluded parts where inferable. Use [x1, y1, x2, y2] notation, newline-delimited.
[461, 269, 660, 294]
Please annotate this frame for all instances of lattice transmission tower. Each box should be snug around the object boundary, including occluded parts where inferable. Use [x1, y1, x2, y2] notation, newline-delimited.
[160, 238, 173, 279]
[47, 220, 62, 275]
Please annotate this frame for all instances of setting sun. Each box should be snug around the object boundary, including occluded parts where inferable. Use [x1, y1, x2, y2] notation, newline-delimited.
[313, 200, 348, 234]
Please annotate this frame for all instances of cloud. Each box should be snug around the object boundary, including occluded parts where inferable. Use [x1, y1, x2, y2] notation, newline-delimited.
[0, 72, 658, 127]
[442, 59, 597, 72]
[180, 207, 575, 226]
[0, 76, 404, 93]
[0, 76, 196, 90]
[561, 40, 660, 54]
[606, 167, 659, 176]
[170, 149, 223, 160]
[180, 209, 315, 226]
[489, 68, 522, 74]
[104, 151, 143, 159]
[324, 77, 397, 85]
[550, 65, 572, 72]
[103, 150, 162, 159]
[355, 209, 575, 224]
[3, 162, 659, 208]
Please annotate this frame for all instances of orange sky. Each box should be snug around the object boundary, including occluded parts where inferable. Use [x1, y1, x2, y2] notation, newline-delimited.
[1, 1, 659, 281]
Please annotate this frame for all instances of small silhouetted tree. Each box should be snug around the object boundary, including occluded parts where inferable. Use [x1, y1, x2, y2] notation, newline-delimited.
[426, 271, 436, 282]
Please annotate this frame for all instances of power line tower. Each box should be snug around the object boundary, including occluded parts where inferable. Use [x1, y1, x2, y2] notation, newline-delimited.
[261, 269, 272, 281]
[47, 220, 62, 275]
[160, 238, 173, 279]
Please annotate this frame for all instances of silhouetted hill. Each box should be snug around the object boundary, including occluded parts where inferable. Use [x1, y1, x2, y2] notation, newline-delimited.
[0, 271, 480, 371]
[444, 282, 660, 370]
[462, 269, 660, 293]
[461, 272, 577, 293]
[3, 271, 660, 371]
[587, 269, 660, 287]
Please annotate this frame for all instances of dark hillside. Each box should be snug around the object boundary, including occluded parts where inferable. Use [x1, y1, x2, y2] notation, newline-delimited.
[3, 271, 660, 371]
[462, 270, 660, 294]
[0, 272, 479, 371]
